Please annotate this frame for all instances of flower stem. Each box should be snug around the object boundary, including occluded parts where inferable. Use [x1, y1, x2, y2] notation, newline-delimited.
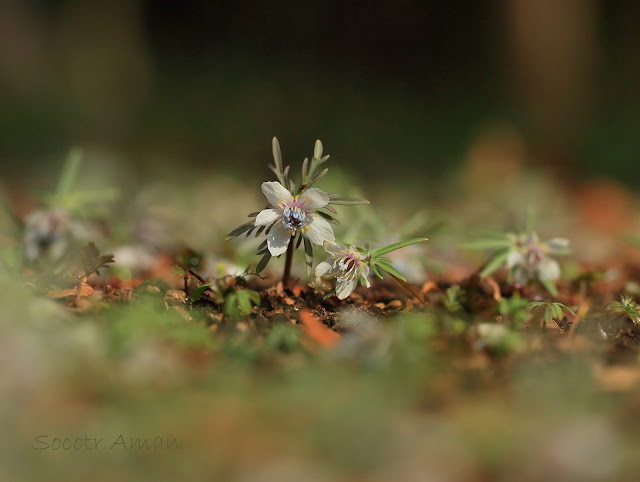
[390, 274, 426, 306]
[282, 240, 295, 288]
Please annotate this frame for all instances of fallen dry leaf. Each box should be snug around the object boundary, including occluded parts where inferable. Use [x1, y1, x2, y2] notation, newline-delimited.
[421, 281, 440, 294]
[482, 276, 502, 302]
[46, 277, 94, 299]
[164, 289, 187, 309]
[299, 309, 340, 348]
[594, 364, 640, 392]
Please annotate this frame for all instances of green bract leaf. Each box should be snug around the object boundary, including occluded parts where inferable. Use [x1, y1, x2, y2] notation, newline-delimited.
[372, 260, 407, 281]
[479, 250, 510, 278]
[55, 147, 83, 198]
[303, 237, 313, 276]
[460, 238, 514, 250]
[256, 251, 272, 274]
[370, 237, 428, 257]
[540, 278, 558, 297]
[314, 139, 323, 159]
[227, 221, 255, 240]
[328, 197, 370, 206]
[316, 210, 339, 225]
[323, 289, 337, 300]
[370, 262, 384, 279]
[272, 137, 283, 172]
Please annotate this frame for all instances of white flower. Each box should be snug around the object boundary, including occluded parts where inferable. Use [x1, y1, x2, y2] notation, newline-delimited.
[254, 181, 335, 256]
[506, 232, 569, 285]
[315, 241, 370, 300]
[23, 208, 71, 262]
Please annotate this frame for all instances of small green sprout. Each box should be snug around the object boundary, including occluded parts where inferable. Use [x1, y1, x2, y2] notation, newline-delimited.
[527, 301, 575, 324]
[441, 285, 466, 312]
[606, 295, 640, 327]
[463, 228, 570, 296]
[473, 323, 524, 355]
[265, 324, 301, 353]
[315, 238, 428, 300]
[227, 138, 368, 285]
[190, 275, 261, 321]
[497, 292, 531, 327]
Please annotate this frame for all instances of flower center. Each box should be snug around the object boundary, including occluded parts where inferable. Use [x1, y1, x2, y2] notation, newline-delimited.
[282, 206, 307, 231]
[334, 249, 364, 281]
[524, 244, 545, 266]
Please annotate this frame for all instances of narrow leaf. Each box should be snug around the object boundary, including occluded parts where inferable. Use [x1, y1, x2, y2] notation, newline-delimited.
[272, 137, 283, 171]
[540, 278, 558, 297]
[256, 251, 272, 273]
[460, 239, 514, 250]
[227, 221, 254, 239]
[375, 261, 407, 281]
[479, 250, 510, 278]
[328, 197, 370, 206]
[314, 139, 323, 159]
[370, 237, 428, 257]
[370, 262, 384, 279]
[56, 147, 83, 197]
[303, 237, 314, 276]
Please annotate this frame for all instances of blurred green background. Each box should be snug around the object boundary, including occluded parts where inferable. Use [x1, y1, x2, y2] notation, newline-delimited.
[1, 0, 639, 187]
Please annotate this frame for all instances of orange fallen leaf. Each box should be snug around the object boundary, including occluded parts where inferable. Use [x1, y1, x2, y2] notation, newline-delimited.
[46, 277, 94, 299]
[483, 276, 502, 302]
[421, 281, 440, 294]
[594, 364, 640, 392]
[567, 300, 590, 337]
[299, 309, 340, 348]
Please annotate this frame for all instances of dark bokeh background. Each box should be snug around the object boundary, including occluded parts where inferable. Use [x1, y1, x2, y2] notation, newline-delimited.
[1, 0, 639, 186]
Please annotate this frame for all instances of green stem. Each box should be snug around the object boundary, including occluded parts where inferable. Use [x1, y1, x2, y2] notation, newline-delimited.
[390, 274, 426, 306]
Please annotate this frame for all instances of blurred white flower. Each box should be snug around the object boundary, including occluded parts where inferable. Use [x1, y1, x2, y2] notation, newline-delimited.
[254, 181, 334, 256]
[22, 208, 71, 263]
[315, 241, 370, 299]
[507, 232, 569, 285]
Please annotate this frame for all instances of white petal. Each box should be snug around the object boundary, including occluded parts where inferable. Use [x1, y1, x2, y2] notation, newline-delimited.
[512, 266, 529, 285]
[261, 181, 292, 208]
[315, 260, 333, 277]
[546, 238, 569, 254]
[254, 208, 281, 226]
[323, 240, 345, 255]
[267, 225, 292, 256]
[300, 188, 329, 210]
[336, 276, 358, 300]
[537, 257, 560, 281]
[506, 250, 524, 269]
[360, 263, 371, 287]
[304, 215, 335, 246]
[524, 231, 540, 244]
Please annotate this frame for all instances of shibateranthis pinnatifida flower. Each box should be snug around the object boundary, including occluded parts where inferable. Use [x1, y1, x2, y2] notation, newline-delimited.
[315, 241, 370, 299]
[23, 207, 72, 263]
[506, 232, 569, 285]
[254, 181, 335, 256]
